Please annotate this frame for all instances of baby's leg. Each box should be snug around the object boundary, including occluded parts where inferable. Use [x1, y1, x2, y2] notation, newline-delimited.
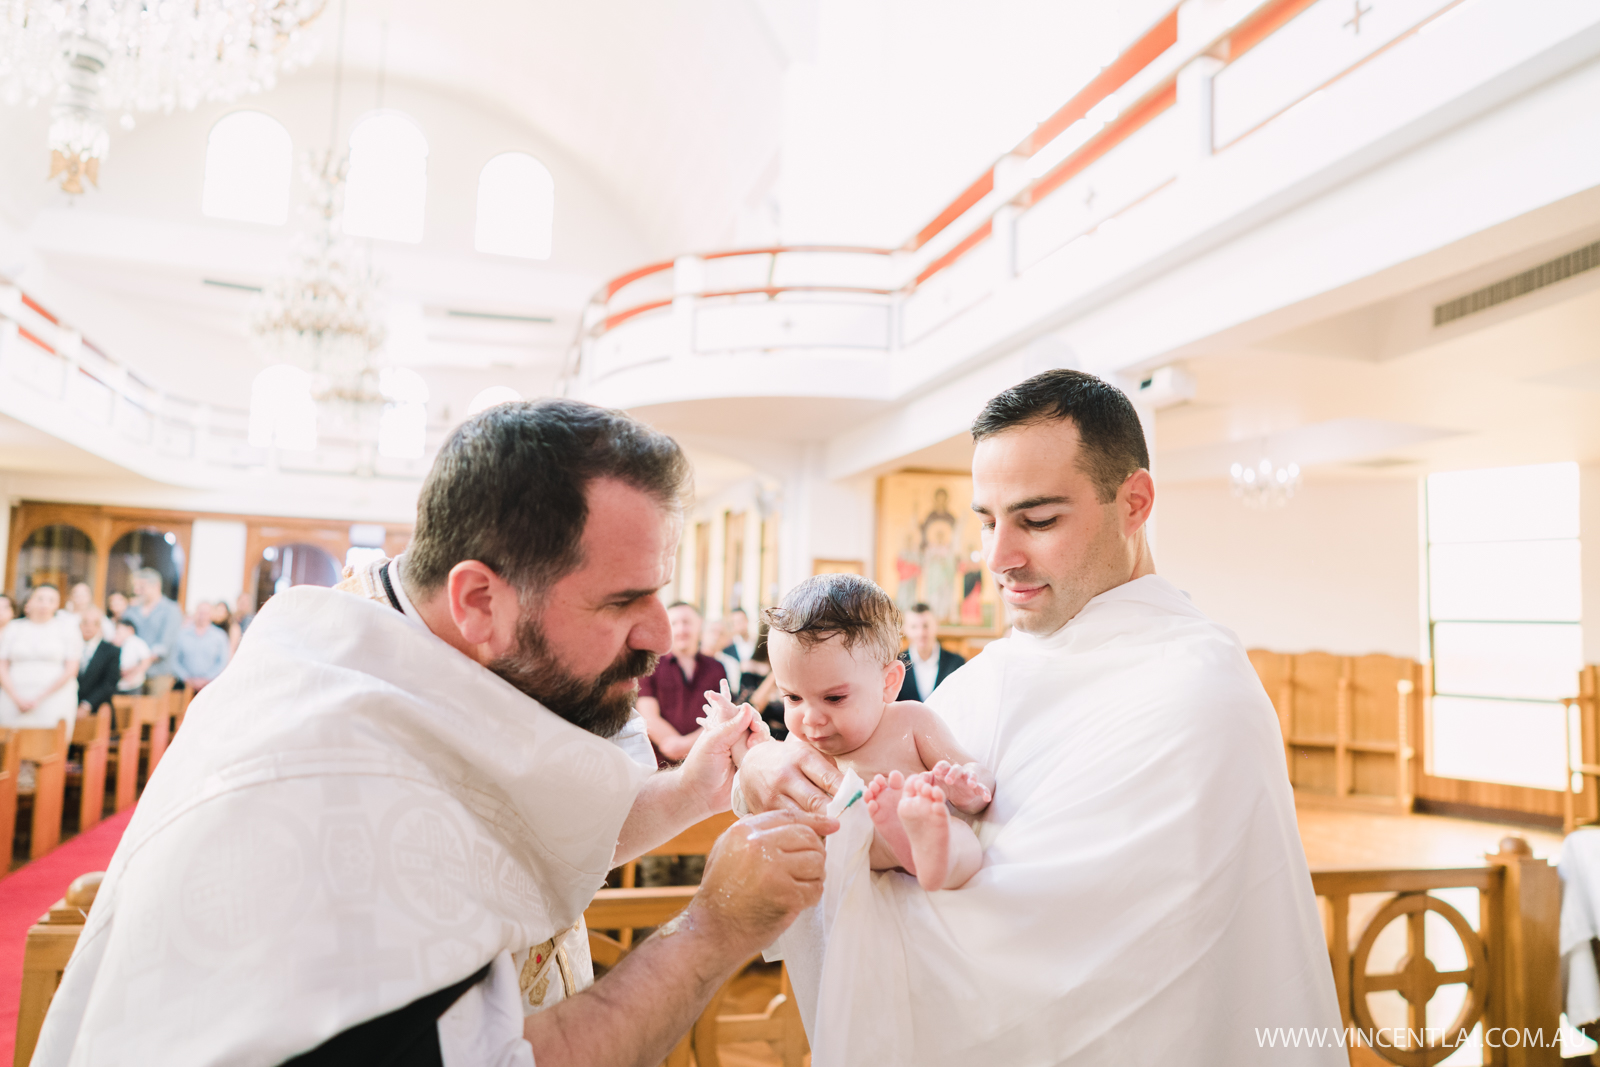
[898, 776, 984, 890]
[863, 772, 917, 875]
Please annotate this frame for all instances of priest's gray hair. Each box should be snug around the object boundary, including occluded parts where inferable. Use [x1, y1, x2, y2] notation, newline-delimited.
[764, 573, 902, 667]
[406, 399, 692, 598]
[971, 368, 1149, 504]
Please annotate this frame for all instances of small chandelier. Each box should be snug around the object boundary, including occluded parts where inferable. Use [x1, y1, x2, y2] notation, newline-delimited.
[0, 0, 327, 193]
[1230, 457, 1301, 508]
[252, 151, 386, 408]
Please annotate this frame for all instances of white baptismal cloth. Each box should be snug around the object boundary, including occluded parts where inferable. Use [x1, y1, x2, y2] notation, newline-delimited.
[778, 574, 1343, 1066]
[33, 582, 652, 1067]
[1559, 829, 1600, 1027]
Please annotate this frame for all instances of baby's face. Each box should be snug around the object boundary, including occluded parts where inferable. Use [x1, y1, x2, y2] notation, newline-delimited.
[768, 631, 897, 757]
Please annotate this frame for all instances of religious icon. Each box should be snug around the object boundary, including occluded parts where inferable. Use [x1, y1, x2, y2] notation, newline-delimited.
[875, 471, 999, 635]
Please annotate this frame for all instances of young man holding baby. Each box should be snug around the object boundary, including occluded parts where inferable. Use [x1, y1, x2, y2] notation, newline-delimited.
[736, 369, 1344, 1065]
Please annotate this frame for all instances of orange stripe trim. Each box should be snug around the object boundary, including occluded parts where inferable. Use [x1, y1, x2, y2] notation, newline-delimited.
[1023, 82, 1177, 208]
[701, 245, 893, 260]
[19, 293, 59, 325]
[599, 285, 897, 333]
[1019, 8, 1179, 157]
[18, 326, 54, 353]
[604, 260, 676, 301]
[910, 170, 996, 253]
[914, 220, 992, 287]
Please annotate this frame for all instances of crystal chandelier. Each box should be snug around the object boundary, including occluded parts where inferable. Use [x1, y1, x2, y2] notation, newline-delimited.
[1230, 457, 1302, 508]
[0, 0, 327, 192]
[251, 151, 388, 438]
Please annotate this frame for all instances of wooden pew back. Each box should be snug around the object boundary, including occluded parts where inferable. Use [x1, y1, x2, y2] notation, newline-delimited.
[70, 704, 111, 834]
[16, 722, 70, 859]
[14, 871, 101, 1067]
[1248, 649, 1422, 813]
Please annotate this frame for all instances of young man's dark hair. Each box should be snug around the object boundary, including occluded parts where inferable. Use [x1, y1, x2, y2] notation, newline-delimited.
[666, 601, 700, 614]
[970, 369, 1149, 504]
[407, 399, 692, 598]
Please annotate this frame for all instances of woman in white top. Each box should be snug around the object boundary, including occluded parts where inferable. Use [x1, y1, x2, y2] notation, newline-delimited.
[0, 585, 83, 728]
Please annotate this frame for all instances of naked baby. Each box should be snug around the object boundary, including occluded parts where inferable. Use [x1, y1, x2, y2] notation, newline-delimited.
[710, 573, 994, 890]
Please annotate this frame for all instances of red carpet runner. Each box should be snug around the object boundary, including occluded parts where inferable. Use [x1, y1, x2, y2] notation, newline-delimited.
[0, 808, 135, 1066]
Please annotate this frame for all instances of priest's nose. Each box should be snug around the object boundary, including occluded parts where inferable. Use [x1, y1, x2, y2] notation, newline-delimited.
[632, 595, 672, 655]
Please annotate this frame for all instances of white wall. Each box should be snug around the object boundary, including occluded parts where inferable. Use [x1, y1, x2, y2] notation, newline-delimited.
[186, 519, 249, 610]
[1158, 477, 1423, 659]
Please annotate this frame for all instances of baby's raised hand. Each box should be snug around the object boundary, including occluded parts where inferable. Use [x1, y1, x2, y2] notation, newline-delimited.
[699, 679, 771, 765]
[927, 760, 992, 814]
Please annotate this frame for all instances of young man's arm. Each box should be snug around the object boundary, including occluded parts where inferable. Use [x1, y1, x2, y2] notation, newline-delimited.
[908, 704, 993, 814]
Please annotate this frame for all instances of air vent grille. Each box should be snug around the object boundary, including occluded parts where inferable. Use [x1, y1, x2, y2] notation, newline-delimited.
[1433, 239, 1600, 327]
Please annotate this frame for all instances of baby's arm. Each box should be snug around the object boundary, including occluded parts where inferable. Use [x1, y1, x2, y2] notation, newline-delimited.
[902, 701, 994, 815]
[700, 680, 772, 767]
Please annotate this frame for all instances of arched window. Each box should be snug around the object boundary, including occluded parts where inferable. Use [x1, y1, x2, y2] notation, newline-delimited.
[474, 153, 553, 259]
[253, 543, 342, 608]
[201, 111, 292, 226]
[378, 367, 429, 459]
[344, 111, 428, 244]
[15, 525, 96, 604]
[466, 385, 522, 416]
[248, 365, 317, 451]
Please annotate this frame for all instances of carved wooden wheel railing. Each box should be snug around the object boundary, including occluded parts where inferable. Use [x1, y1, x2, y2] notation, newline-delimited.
[1347, 892, 1488, 1065]
[1312, 836, 1560, 1067]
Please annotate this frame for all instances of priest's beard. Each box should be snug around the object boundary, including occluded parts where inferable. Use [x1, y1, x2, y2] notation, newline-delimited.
[490, 616, 659, 738]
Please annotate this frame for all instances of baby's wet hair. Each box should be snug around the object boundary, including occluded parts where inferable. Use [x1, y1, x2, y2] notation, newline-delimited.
[763, 573, 902, 666]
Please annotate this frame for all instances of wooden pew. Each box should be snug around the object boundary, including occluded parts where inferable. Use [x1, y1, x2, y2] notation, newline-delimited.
[15, 723, 70, 860]
[14, 871, 101, 1067]
[109, 695, 169, 811]
[1249, 649, 1422, 814]
[69, 705, 110, 834]
[0, 732, 18, 866]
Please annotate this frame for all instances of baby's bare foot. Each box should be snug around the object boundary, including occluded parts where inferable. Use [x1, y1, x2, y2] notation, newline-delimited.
[863, 771, 917, 874]
[899, 777, 952, 891]
[929, 760, 992, 814]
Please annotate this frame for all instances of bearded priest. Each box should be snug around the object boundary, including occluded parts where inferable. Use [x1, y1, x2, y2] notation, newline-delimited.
[34, 400, 832, 1067]
[738, 370, 1343, 1065]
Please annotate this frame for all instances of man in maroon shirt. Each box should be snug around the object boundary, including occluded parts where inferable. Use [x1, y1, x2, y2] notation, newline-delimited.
[638, 601, 728, 766]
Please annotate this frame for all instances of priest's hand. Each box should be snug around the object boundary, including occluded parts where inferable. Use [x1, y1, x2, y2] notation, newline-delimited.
[678, 699, 765, 818]
[685, 809, 834, 955]
[738, 735, 842, 815]
[527, 809, 835, 1067]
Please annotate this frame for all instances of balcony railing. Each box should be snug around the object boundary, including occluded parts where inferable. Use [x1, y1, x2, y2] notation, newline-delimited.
[567, 0, 1480, 393]
[0, 284, 433, 482]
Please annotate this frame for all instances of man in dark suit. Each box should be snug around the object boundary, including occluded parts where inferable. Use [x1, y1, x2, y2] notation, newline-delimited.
[897, 602, 965, 701]
[75, 611, 122, 717]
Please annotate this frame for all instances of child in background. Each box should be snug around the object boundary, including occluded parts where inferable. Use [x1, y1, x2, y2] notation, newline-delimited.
[113, 619, 154, 694]
[709, 573, 993, 890]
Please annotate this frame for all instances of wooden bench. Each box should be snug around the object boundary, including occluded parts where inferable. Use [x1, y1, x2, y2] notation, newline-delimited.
[14, 723, 70, 860]
[109, 695, 169, 811]
[68, 704, 110, 835]
[14, 871, 101, 1067]
[0, 732, 18, 864]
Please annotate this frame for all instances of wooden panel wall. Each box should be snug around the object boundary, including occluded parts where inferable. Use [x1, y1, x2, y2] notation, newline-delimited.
[6, 502, 412, 613]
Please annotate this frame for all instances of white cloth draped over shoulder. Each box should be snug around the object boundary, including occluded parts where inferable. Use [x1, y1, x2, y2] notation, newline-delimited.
[33, 583, 653, 1067]
[776, 575, 1343, 1066]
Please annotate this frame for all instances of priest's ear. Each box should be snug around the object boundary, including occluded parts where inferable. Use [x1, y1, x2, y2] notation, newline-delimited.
[882, 657, 906, 703]
[1119, 468, 1155, 534]
[443, 560, 523, 659]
